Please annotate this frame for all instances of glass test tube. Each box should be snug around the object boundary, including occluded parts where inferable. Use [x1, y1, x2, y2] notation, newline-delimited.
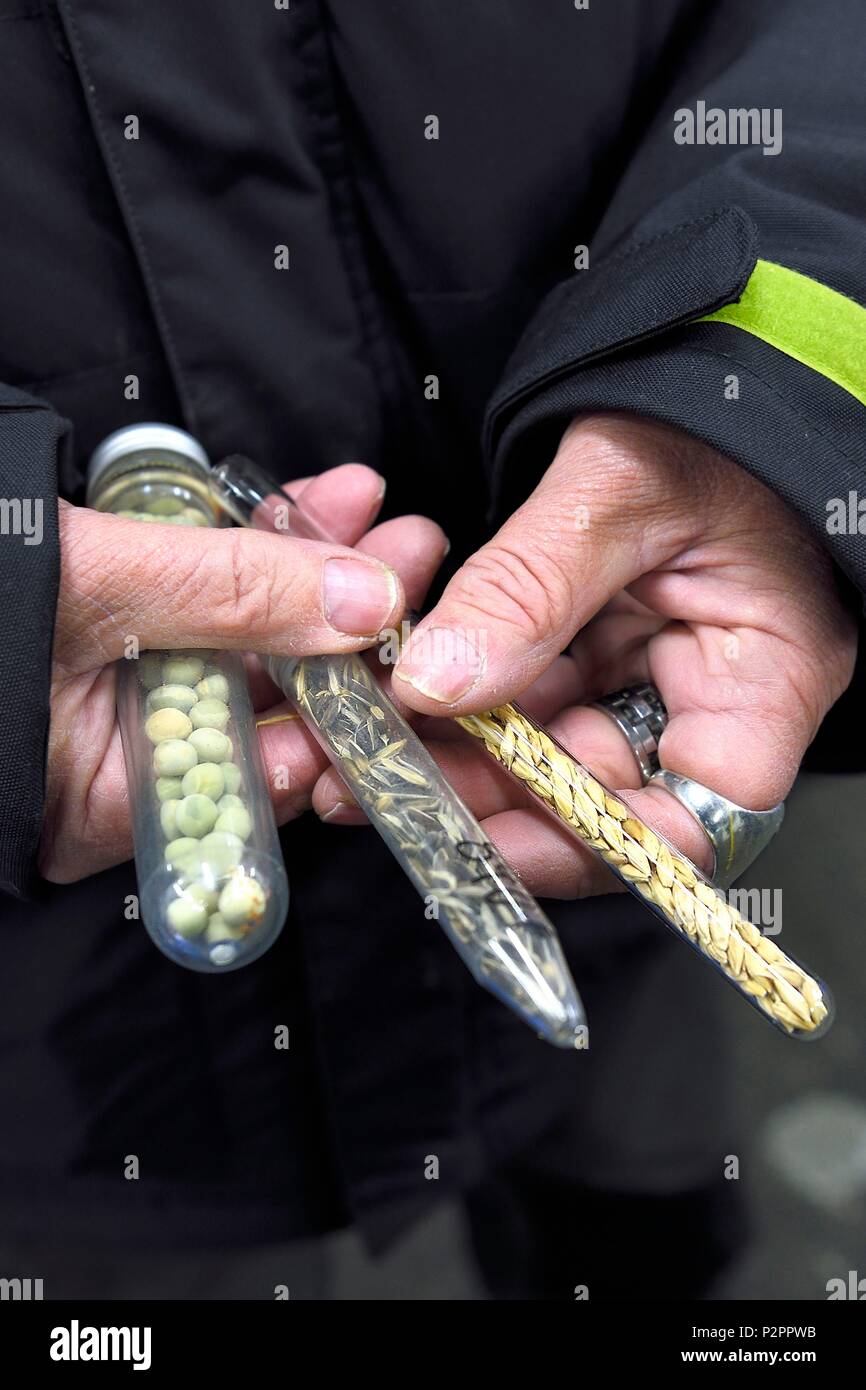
[87, 426, 289, 971]
[211, 457, 832, 1039]
[209, 456, 586, 1048]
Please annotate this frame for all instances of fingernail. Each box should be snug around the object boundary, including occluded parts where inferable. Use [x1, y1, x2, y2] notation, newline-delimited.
[324, 557, 397, 635]
[364, 475, 387, 527]
[320, 802, 353, 823]
[394, 626, 484, 703]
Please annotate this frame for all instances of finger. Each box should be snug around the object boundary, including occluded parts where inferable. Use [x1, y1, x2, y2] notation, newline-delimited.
[314, 707, 631, 895]
[314, 690, 714, 890]
[254, 700, 331, 823]
[310, 697, 628, 831]
[355, 515, 449, 612]
[548, 694, 715, 874]
[566, 605, 659, 698]
[241, 653, 283, 711]
[627, 620, 835, 869]
[268, 513, 447, 826]
[57, 501, 405, 671]
[311, 726, 522, 825]
[515, 654, 587, 722]
[558, 625, 809, 871]
[222, 464, 388, 709]
[480, 807, 627, 900]
[286, 464, 386, 545]
[391, 415, 691, 714]
[400, 703, 655, 823]
[648, 623, 818, 810]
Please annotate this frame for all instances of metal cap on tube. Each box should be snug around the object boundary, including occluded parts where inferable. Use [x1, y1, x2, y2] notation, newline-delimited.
[87, 423, 211, 499]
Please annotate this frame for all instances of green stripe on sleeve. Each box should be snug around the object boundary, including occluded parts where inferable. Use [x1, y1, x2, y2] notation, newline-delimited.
[699, 259, 866, 407]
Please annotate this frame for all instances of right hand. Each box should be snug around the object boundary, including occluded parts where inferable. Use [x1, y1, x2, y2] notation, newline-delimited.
[42, 464, 447, 882]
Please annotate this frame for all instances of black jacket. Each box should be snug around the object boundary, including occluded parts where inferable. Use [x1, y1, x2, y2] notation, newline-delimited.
[0, 0, 863, 1251]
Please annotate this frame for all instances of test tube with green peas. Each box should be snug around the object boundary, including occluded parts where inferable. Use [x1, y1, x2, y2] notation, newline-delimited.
[87, 424, 289, 970]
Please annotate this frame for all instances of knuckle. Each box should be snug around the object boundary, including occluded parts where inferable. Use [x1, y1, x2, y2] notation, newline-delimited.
[553, 417, 702, 552]
[207, 530, 281, 641]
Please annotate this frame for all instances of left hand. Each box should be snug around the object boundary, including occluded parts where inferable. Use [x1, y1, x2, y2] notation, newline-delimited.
[42, 464, 446, 881]
[313, 414, 857, 898]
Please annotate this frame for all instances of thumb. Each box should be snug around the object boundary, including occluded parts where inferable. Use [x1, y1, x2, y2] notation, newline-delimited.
[57, 501, 404, 671]
[393, 422, 680, 713]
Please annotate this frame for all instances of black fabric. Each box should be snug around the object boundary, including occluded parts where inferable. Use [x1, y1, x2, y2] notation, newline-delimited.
[0, 0, 862, 1254]
[0, 384, 65, 898]
[487, 0, 866, 590]
[484, 206, 759, 457]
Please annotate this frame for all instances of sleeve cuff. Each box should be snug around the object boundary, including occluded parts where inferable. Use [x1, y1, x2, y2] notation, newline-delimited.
[484, 206, 866, 596]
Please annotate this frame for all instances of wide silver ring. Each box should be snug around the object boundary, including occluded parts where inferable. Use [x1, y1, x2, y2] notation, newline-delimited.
[592, 682, 668, 784]
[648, 768, 785, 889]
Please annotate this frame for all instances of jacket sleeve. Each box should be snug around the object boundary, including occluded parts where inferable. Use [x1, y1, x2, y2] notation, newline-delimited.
[484, 0, 866, 601]
[0, 383, 66, 898]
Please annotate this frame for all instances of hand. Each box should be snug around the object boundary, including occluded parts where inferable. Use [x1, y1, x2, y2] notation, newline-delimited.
[41, 465, 447, 882]
[315, 415, 857, 898]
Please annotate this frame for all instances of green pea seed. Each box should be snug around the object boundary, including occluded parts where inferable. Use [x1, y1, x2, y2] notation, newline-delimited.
[166, 896, 209, 937]
[221, 763, 242, 795]
[219, 874, 267, 927]
[153, 739, 198, 777]
[198, 831, 245, 875]
[187, 728, 232, 763]
[145, 708, 193, 743]
[195, 673, 230, 703]
[175, 794, 219, 838]
[215, 807, 252, 841]
[216, 793, 245, 813]
[146, 494, 185, 516]
[162, 657, 205, 686]
[138, 652, 165, 690]
[155, 776, 184, 802]
[181, 762, 225, 800]
[164, 838, 203, 875]
[189, 697, 230, 731]
[184, 883, 220, 913]
[148, 683, 198, 713]
[204, 913, 245, 943]
[160, 799, 180, 839]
